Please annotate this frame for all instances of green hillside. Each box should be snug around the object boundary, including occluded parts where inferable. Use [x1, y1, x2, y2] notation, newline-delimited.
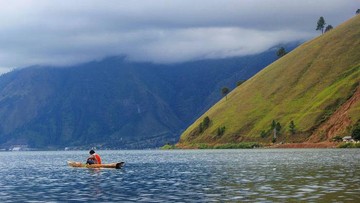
[178, 15, 360, 148]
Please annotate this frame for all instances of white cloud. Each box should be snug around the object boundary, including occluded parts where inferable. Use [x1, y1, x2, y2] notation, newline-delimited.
[0, 0, 357, 71]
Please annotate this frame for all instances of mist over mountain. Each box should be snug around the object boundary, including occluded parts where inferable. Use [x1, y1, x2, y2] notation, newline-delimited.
[0, 46, 297, 149]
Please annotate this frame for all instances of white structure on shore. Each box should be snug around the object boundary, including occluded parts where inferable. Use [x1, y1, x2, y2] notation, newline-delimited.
[342, 136, 355, 143]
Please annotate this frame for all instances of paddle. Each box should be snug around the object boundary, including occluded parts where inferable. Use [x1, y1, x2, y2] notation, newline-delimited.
[116, 162, 125, 169]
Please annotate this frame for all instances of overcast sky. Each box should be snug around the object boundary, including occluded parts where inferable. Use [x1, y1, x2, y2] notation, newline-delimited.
[0, 0, 358, 73]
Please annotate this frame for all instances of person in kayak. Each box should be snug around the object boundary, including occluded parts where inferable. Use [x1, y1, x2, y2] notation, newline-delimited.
[86, 150, 102, 165]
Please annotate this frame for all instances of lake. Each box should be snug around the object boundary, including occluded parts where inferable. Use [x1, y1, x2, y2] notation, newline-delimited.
[0, 149, 359, 202]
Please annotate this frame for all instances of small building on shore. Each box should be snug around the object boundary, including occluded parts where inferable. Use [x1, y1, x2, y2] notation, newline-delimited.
[10, 145, 29, 151]
[342, 136, 355, 143]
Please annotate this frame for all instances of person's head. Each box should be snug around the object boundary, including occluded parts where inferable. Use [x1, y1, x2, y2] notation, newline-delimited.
[89, 150, 95, 155]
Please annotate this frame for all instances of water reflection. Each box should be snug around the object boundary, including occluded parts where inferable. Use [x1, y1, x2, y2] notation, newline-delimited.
[0, 149, 359, 202]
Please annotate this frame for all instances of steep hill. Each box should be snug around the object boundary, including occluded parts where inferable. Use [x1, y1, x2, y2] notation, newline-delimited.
[0, 48, 285, 149]
[178, 15, 360, 148]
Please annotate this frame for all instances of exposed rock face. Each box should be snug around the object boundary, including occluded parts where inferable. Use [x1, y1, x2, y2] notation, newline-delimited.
[309, 86, 360, 142]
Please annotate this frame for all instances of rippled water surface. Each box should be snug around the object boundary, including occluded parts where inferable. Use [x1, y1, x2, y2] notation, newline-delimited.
[0, 149, 359, 202]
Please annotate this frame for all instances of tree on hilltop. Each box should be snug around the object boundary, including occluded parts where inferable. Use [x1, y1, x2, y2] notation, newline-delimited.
[356, 9, 360, 15]
[236, 80, 246, 87]
[276, 47, 287, 58]
[325, 25, 333, 33]
[316, 16, 326, 34]
[221, 87, 230, 100]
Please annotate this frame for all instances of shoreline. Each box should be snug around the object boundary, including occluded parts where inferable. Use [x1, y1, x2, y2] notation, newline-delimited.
[270, 142, 338, 148]
[175, 141, 354, 149]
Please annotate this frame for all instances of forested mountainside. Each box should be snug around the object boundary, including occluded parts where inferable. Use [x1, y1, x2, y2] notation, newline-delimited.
[0, 46, 291, 149]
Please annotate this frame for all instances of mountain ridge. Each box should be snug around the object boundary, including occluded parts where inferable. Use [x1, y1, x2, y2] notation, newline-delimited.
[0, 47, 292, 149]
[178, 15, 360, 148]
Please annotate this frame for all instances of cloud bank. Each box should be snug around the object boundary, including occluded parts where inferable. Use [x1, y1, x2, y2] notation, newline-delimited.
[0, 0, 357, 71]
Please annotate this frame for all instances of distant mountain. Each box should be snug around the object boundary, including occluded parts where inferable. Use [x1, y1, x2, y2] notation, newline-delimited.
[178, 15, 360, 148]
[0, 45, 297, 149]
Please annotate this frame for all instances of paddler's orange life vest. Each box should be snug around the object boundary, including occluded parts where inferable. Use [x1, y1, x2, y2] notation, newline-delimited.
[94, 154, 102, 164]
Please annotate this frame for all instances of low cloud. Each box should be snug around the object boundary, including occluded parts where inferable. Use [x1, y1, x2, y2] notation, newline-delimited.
[0, 0, 357, 71]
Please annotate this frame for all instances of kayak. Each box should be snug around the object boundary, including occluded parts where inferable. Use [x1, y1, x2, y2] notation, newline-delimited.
[67, 161, 125, 169]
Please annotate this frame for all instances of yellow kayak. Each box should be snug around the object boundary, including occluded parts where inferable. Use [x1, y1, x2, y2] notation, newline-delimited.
[67, 161, 125, 169]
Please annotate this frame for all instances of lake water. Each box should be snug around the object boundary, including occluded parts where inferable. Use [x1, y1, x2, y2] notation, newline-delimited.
[0, 149, 359, 202]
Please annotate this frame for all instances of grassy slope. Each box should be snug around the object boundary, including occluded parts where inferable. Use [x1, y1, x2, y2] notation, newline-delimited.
[179, 15, 360, 146]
